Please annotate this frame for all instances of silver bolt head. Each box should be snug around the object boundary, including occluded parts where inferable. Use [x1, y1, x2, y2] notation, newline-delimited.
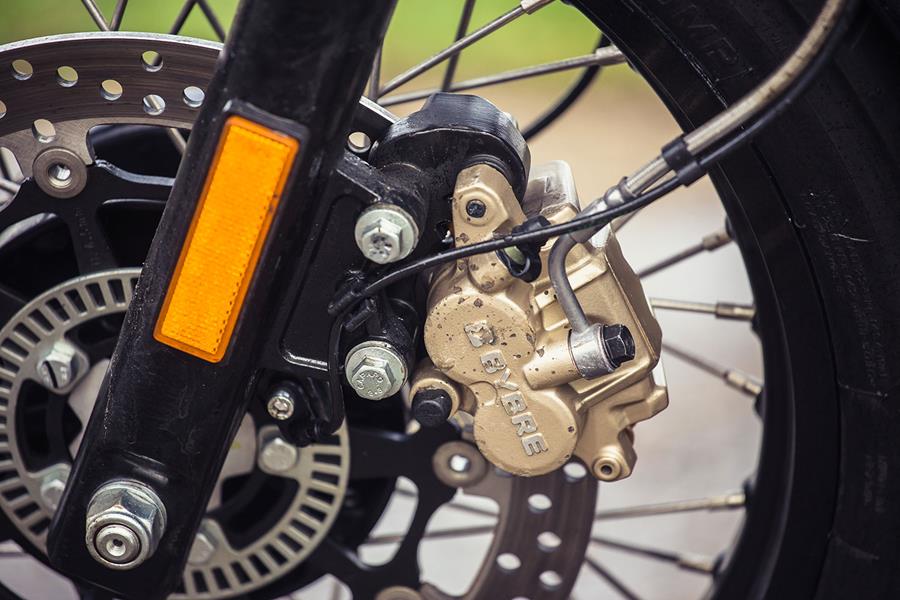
[188, 531, 216, 565]
[259, 436, 299, 473]
[85, 480, 167, 570]
[361, 219, 404, 264]
[39, 469, 69, 511]
[354, 205, 418, 265]
[266, 391, 295, 421]
[37, 340, 81, 391]
[351, 357, 397, 400]
[345, 341, 407, 401]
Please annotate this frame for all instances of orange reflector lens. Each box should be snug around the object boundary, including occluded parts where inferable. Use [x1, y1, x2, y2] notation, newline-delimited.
[154, 115, 299, 362]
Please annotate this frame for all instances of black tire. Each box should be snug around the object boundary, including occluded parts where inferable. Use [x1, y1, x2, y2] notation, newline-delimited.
[571, 0, 900, 597]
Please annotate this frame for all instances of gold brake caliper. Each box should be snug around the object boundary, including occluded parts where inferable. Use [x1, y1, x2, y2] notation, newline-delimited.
[413, 162, 668, 481]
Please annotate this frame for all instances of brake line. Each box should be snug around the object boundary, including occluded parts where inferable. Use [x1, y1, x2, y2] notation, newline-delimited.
[322, 0, 858, 432]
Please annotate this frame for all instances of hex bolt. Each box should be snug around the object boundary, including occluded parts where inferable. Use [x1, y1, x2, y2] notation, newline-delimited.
[259, 434, 299, 474]
[412, 389, 453, 427]
[601, 324, 636, 368]
[39, 467, 70, 512]
[354, 204, 419, 265]
[37, 339, 81, 391]
[267, 388, 296, 421]
[345, 341, 408, 401]
[187, 530, 216, 566]
[465, 199, 487, 218]
[85, 480, 167, 570]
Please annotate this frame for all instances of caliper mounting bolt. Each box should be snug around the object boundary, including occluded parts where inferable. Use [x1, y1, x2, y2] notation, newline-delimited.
[85, 480, 167, 570]
[412, 388, 454, 427]
[354, 204, 419, 264]
[345, 340, 408, 401]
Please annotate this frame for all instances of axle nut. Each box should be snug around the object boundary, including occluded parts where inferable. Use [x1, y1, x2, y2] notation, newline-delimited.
[354, 204, 419, 264]
[345, 341, 407, 401]
[85, 480, 167, 570]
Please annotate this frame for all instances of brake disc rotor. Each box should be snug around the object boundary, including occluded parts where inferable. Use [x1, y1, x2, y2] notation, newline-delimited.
[0, 32, 596, 599]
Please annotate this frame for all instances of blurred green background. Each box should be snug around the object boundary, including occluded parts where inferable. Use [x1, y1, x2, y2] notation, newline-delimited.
[0, 0, 625, 89]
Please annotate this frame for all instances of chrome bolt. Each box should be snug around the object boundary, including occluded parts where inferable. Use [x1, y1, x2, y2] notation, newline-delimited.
[37, 339, 81, 391]
[188, 530, 216, 566]
[266, 388, 295, 421]
[39, 466, 70, 511]
[345, 341, 407, 401]
[259, 435, 299, 474]
[85, 480, 167, 570]
[354, 205, 419, 265]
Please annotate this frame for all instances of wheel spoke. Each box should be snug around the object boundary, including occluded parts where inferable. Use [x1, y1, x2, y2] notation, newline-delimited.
[79, 0, 110, 31]
[196, 0, 227, 41]
[663, 342, 763, 398]
[109, 0, 128, 31]
[637, 228, 732, 278]
[590, 536, 717, 575]
[584, 556, 643, 600]
[441, 0, 477, 92]
[381, 47, 625, 107]
[651, 298, 755, 321]
[369, 46, 383, 99]
[595, 492, 745, 521]
[170, 0, 199, 35]
[166, 128, 188, 155]
[379, 0, 555, 97]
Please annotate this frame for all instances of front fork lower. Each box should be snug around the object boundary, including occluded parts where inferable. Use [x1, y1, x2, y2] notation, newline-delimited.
[46, 1, 397, 597]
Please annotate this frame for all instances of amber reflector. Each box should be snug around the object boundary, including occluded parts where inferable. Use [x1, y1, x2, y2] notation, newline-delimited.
[154, 115, 299, 362]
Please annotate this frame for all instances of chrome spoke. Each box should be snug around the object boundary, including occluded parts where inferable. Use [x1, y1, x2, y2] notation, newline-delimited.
[590, 536, 717, 575]
[651, 298, 756, 321]
[584, 556, 643, 600]
[637, 228, 732, 278]
[595, 492, 746, 521]
[170, 0, 198, 35]
[79, 0, 110, 31]
[379, 0, 555, 97]
[166, 127, 188, 155]
[441, 0, 477, 92]
[664, 342, 763, 398]
[369, 46, 383, 99]
[196, 0, 227, 41]
[381, 47, 626, 107]
[109, 0, 128, 31]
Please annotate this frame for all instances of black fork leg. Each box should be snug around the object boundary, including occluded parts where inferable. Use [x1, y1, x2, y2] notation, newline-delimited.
[47, 1, 396, 597]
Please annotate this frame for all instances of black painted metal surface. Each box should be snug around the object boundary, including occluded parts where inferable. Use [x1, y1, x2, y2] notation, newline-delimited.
[47, 1, 397, 597]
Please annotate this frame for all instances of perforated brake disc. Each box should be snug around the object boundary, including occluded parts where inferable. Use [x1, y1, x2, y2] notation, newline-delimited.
[0, 33, 596, 600]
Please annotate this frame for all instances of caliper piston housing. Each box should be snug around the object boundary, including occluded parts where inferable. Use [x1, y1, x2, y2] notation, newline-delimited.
[414, 161, 667, 480]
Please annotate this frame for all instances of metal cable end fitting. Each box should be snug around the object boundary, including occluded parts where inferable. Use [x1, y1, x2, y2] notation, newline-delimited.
[345, 340, 408, 400]
[569, 323, 636, 379]
[354, 204, 419, 264]
[85, 480, 167, 570]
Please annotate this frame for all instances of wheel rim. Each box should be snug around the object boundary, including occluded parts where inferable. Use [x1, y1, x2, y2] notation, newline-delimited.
[0, 1, 839, 598]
